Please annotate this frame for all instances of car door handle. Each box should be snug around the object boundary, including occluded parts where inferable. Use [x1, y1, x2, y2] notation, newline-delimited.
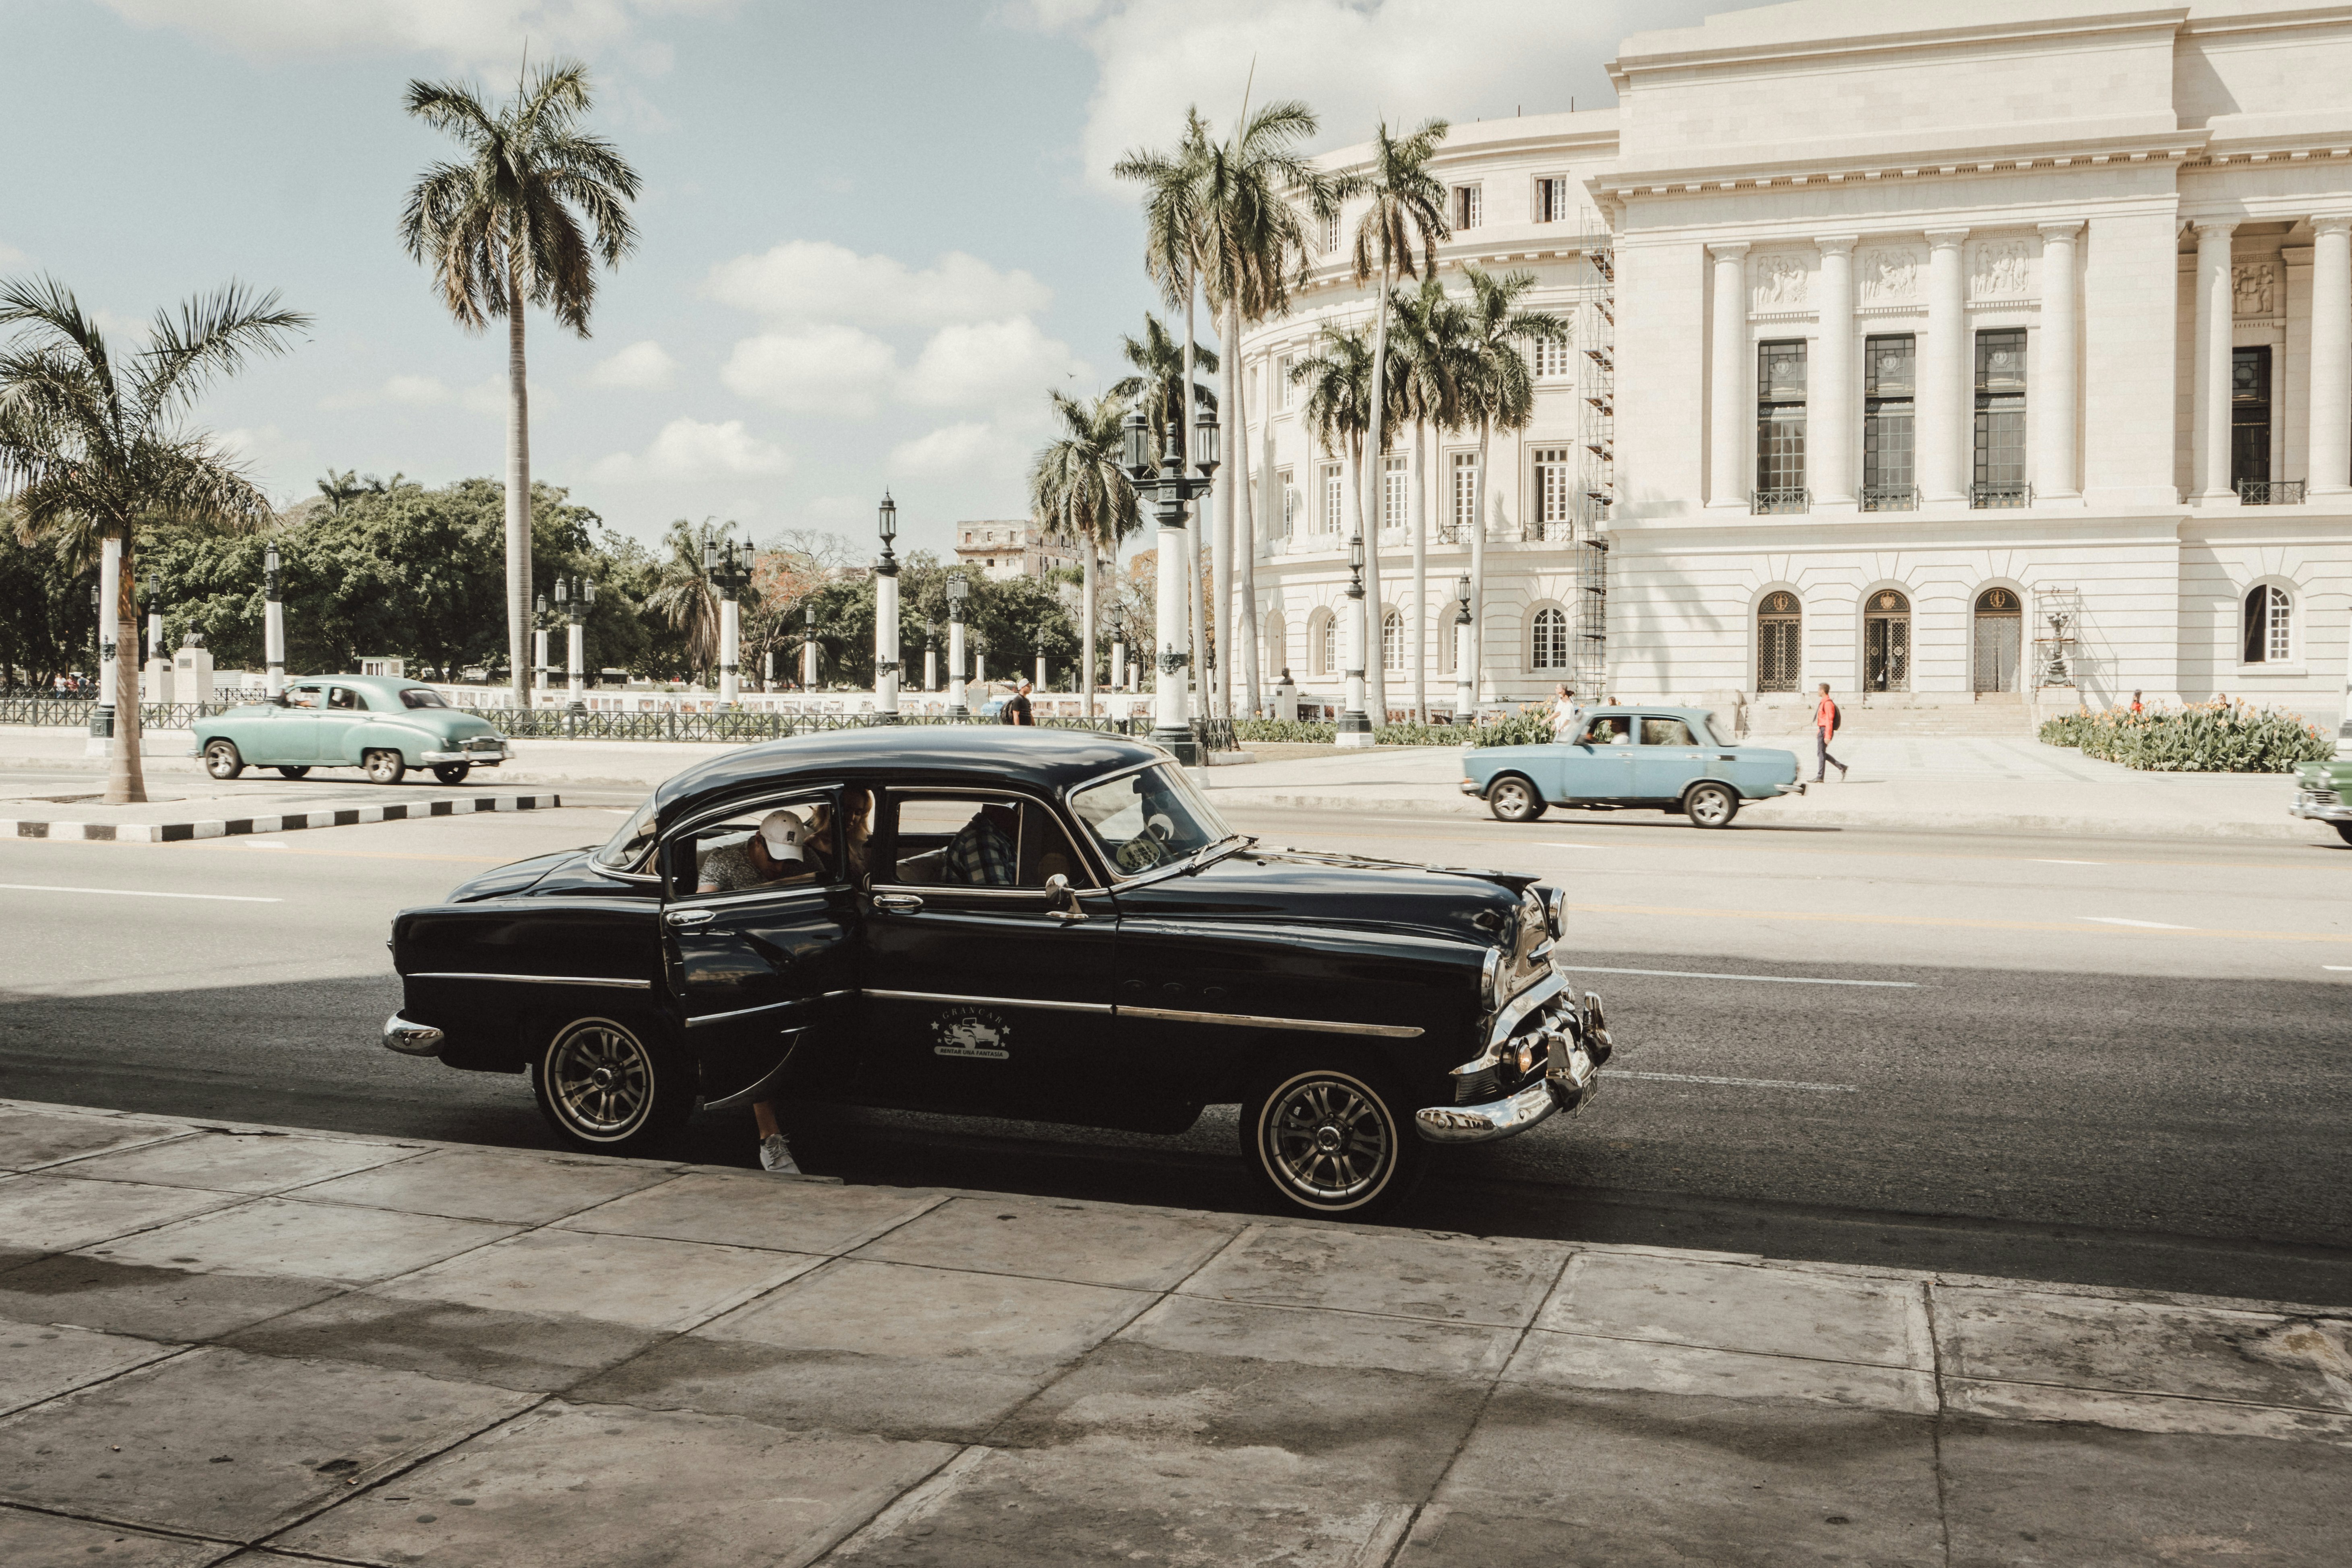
[664, 909, 715, 928]
[872, 893, 923, 913]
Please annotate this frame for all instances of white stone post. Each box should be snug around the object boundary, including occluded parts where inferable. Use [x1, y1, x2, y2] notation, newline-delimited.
[1453, 614, 1474, 723]
[566, 619, 584, 706]
[1338, 580, 1371, 748]
[1812, 236, 1858, 508]
[874, 567, 900, 720]
[2310, 215, 2352, 498]
[1154, 512, 1191, 745]
[2036, 221, 2083, 500]
[1110, 637, 1126, 692]
[802, 632, 818, 690]
[145, 606, 170, 705]
[1921, 228, 1971, 505]
[2192, 219, 2240, 506]
[532, 626, 549, 694]
[1707, 242, 1751, 508]
[718, 594, 740, 707]
[924, 645, 936, 693]
[1035, 650, 1047, 690]
[948, 620, 967, 718]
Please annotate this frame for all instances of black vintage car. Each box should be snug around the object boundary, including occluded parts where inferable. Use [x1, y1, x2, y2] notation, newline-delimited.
[382, 728, 1611, 1218]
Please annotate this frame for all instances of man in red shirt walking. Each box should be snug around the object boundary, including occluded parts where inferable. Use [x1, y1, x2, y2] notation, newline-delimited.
[1813, 683, 1848, 783]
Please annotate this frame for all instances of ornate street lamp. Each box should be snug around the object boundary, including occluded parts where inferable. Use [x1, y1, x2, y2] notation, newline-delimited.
[946, 571, 970, 720]
[873, 492, 901, 722]
[532, 593, 552, 698]
[556, 575, 596, 712]
[263, 543, 285, 702]
[703, 531, 753, 708]
[1453, 572, 1476, 725]
[1337, 533, 1371, 747]
[1122, 403, 1220, 763]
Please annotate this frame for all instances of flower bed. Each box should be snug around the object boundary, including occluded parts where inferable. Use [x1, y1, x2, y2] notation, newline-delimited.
[2038, 701, 2333, 772]
[1229, 705, 1560, 748]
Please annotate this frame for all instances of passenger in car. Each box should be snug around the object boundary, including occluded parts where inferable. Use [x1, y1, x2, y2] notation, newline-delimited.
[943, 803, 1018, 885]
[1579, 716, 1633, 746]
[803, 787, 872, 884]
[696, 810, 814, 894]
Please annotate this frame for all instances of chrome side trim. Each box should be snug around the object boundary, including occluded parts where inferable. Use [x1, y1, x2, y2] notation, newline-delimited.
[865, 988, 1115, 1015]
[407, 972, 653, 990]
[1118, 1005, 1424, 1039]
[684, 996, 813, 1029]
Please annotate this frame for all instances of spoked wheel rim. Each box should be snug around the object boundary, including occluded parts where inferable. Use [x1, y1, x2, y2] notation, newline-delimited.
[1259, 1071, 1397, 1209]
[1688, 787, 1734, 826]
[1492, 780, 1535, 821]
[545, 1019, 657, 1142]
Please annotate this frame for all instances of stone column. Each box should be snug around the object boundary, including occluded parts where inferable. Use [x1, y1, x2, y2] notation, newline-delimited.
[2191, 219, 2239, 505]
[1921, 229, 1971, 505]
[1707, 242, 1752, 509]
[1812, 236, 1859, 508]
[2310, 215, 2352, 498]
[2036, 222, 2083, 500]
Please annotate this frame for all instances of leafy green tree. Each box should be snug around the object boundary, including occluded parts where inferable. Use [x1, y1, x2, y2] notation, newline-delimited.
[0, 505, 95, 689]
[1387, 272, 1476, 720]
[1293, 323, 1376, 541]
[0, 276, 308, 802]
[1029, 391, 1139, 713]
[400, 56, 642, 706]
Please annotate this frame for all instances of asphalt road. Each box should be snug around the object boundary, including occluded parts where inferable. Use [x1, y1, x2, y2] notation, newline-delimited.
[2, 797, 2348, 1306]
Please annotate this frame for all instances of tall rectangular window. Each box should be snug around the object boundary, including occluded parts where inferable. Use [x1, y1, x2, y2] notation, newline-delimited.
[1320, 463, 1343, 535]
[1536, 177, 1571, 223]
[1276, 352, 1297, 410]
[1755, 340, 1808, 511]
[1321, 209, 1341, 256]
[1972, 329, 2028, 506]
[1531, 336, 1573, 380]
[1449, 452, 1479, 541]
[1382, 454, 1407, 533]
[2232, 345, 2271, 491]
[1862, 334, 1916, 510]
[1453, 184, 1482, 229]
[1276, 467, 1296, 538]
[1532, 447, 1574, 537]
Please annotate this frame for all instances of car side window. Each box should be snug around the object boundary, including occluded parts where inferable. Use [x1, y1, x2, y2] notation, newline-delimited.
[285, 686, 321, 709]
[1578, 716, 1632, 746]
[328, 687, 362, 711]
[883, 793, 1087, 890]
[1640, 717, 1697, 746]
[664, 792, 841, 901]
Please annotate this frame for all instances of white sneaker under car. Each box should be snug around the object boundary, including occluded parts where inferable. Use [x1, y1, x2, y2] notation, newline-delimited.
[759, 1133, 800, 1175]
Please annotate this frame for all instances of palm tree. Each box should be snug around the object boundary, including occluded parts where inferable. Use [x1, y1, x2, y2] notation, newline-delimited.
[1348, 117, 1449, 722]
[1292, 323, 1376, 541]
[1458, 267, 1570, 709]
[0, 276, 309, 804]
[1029, 391, 1141, 717]
[1388, 273, 1477, 721]
[1108, 314, 1219, 442]
[1197, 98, 1334, 717]
[400, 57, 641, 707]
[644, 518, 732, 681]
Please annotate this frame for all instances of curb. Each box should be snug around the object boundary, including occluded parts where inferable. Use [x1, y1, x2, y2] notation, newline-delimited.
[0, 791, 563, 843]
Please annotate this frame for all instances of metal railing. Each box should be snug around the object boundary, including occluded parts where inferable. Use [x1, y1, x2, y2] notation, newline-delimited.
[1860, 485, 1920, 512]
[1751, 487, 1810, 515]
[0, 696, 253, 729]
[2237, 478, 2306, 506]
[1970, 481, 2033, 509]
[1191, 715, 1238, 755]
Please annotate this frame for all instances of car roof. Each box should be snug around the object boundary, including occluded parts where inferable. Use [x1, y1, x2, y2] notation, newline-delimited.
[1583, 705, 1719, 722]
[656, 725, 1168, 820]
[287, 674, 428, 692]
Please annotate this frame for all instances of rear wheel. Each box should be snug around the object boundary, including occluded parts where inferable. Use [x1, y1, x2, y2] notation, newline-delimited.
[2335, 823, 2352, 846]
[1240, 1061, 1425, 1220]
[431, 762, 471, 785]
[530, 1014, 695, 1155]
[275, 765, 310, 779]
[203, 740, 244, 780]
[1488, 775, 1547, 824]
[1685, 781, 1739, 829]
[362, 749, 405, 786]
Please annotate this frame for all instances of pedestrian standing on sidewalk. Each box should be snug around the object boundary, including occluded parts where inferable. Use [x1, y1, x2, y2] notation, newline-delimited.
[1002, 680, 1034, 725]
[2129, 689, 2144, 715]
[1549, 684, 1583, 743]
[1813, 683, 1848, 783]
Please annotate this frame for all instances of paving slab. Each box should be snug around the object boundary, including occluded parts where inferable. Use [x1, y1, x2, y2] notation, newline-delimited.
[0, 1321, 184, 1417]
[847, 1194, 1242, 1291]
[1178, 1223, 1569, 1326]
[372, 1226, 823, 1330]
[0, 1175, 242, 1253]
[1120, 1294, 1520, 1380]
[0, 1254, 341, 1342]
[274, 1399, 957, 1568]
[58, 1133, 415, 1196]
[285, 1147, 674, 1225]
[83, 1197, 515, 1287]
[0, 1107, 192, 1173]
[0, 1506, 232, 1568]
[220, 1291, 669, 1394]
[1538, 1251, 1935, 1369]
[0, 1345, 533, 1543]
[1505, 1326, 1937, 1414]
[555, 1170, 945, 1254]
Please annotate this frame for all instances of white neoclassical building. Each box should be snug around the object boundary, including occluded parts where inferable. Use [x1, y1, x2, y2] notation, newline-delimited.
[1238, 0, 2352, 731]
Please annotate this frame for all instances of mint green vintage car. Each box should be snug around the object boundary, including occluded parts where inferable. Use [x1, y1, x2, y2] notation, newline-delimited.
[191, 675, 513, 786]
[2290, 754, 2352, 845]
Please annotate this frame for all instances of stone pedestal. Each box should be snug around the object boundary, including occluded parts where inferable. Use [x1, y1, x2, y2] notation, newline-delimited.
[142, 659, 174, 704]
[173, 643, 215, 707]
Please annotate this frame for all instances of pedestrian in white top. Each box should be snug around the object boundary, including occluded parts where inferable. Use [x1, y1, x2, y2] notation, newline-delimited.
[1550, 684, 1584, 743]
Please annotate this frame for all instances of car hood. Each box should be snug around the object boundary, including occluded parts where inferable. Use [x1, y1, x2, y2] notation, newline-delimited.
[445, 847, 583, 903]
[1111, 846, 1530, 946]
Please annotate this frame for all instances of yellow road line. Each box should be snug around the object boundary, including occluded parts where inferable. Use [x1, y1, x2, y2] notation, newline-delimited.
[1566, 901, 2352, 945]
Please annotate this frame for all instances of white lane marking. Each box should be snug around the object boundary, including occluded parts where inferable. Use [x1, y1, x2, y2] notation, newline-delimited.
[241, 840, 290, 850]
[2031, 859, 2103, 865]
[0, 882, 281, 904]
[1558, 965, 1918, 989]
[1616, 1070, 1856, 1093]
[2079, 916, 2194, 930]
[1540, 842, 1606, 849]
[2326, 966, 2352, 972]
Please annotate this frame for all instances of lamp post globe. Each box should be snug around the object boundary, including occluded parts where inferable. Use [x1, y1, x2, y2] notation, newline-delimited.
[873, 492, 901, 722]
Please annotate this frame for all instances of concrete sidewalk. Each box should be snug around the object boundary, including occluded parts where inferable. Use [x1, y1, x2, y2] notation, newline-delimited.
[2, 1098, 2346, 1566]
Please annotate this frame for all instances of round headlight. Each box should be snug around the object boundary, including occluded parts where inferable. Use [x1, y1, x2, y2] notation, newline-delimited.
[1544, 886, 1567, 940]
[1514, 1041, 1541, 1076]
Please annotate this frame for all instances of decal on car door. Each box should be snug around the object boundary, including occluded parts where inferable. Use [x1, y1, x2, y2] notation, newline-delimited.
[932, 1007, 1011, 1060]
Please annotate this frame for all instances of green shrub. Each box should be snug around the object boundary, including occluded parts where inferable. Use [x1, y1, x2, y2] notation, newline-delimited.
[2038, 701, 2332, 772]
[1233, 718, 1337, 744]
[1471, 707, 1557, 748]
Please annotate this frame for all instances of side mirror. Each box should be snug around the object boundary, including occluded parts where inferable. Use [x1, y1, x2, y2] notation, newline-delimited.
[1044, 872, 1087, 924]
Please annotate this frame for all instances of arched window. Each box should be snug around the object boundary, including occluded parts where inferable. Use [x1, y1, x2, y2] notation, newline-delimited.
[2244, 584, 2292, 664]
[1530, 606, 1569, 670]
[1381, 609, 1403, 670]
[1757, 591, 1801, 693]
[1317, 611, 1337, 677]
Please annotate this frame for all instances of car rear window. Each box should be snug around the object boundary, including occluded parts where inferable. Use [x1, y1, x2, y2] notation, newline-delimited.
[1641, 717, 1697, 746]
[399, 688, 447, 709]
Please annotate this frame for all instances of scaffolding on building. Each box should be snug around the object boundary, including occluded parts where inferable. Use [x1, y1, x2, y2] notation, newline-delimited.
[1571, 236, 1615, 697]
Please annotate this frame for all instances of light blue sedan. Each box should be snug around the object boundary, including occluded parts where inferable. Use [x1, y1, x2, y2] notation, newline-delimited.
[191, 675, 512, 786]
[1461, 706, 1804, 828]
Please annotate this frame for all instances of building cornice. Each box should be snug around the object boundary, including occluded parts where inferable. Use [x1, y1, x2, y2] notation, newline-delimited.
[1606, 7, 2189, 83]
[1601, 126, 2207, 202]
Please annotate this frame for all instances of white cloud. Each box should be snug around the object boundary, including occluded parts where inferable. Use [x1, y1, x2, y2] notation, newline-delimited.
[903, 317, 1085, 410]
[706, 240, 1051, 329]
[384, 374, 450, 406]
[94, 0, 734, 67]
[585, 339, 677, 390]
[589, 417, 792, 483]
[720, 325, 897, 417]
[888, 421, 1000, 479]
[364, 373, 543, 415]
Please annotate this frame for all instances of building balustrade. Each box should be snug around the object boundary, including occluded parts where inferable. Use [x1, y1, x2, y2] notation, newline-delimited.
[2236, 478, 2306, 506]
[1751, 487, 1810, 515]
[1860, 485, 1920, 512]
[1970, 481, 2033, 510]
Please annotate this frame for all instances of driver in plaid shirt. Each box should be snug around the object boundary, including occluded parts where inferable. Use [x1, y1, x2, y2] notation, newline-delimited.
[944, 804, 1018, 886]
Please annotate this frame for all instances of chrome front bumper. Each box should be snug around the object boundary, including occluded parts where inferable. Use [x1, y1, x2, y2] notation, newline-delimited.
[1416, 986, 1611, 1145]
[382, 1012, 446, 1057]
[422, 746, 508, 764]
[1458, 777, 1484, 796]
[2290, 791, 2349, 822]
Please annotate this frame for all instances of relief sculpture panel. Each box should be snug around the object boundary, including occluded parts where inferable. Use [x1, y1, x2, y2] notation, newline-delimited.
[1750, 252, 1810, 310]
[1858, 246, 1923, 304]
[2233, 263, 2276, 317]
[1970, 239, 2032, 299]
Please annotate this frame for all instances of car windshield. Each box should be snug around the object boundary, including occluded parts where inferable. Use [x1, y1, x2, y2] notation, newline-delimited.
[399, 688, 447, 709]
[595, 794, 660, 873]
[1068, 763, 1236, 878]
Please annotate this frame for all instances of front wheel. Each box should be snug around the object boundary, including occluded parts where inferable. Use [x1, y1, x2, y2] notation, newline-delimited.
[530, 1014, 695, 1154]
[362, 749, 405, 786]
[1240, 1062, 1425, 1220]
[203, 740, 244, 780]
[275, 765, 310, 780]
[2335, 822, 2352, 846]
[1487, 775, 1547, 824]
[1685, 781, 1739, 829]
[431, 762, 471, 785]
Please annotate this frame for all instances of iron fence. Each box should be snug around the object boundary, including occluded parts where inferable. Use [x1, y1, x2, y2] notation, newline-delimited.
[1970, 481, 2033, 510]
[2237, 478, 2307, 506]
[0, 696, 253, 729]
[1191, 715, 1238, 755]
[1751, 487, 1811, 515]
[1860, 485, 1920, 512]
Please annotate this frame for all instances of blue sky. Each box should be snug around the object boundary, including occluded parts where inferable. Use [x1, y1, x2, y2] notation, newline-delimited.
[2, 0, 1715, 560]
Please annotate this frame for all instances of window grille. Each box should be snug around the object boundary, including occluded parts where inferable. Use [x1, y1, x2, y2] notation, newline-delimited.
[1381, 609, 1403, 670]
[1530, 607, 1569, 670]
[1756, 340, 1807, 501]
[1533, 448, 1575, 533]
[1321, 464, 1343, 534]
[1453, 184, 1482, 229]
[1972, 329, 2026, 506]
[2243, 584, 2292, 664]
[1756, 590, 1802, 692]
[1447, 452, 1479, 543]
[1864, 334, 1916, 509]
[1382, 454, 1407, 534]
[1531, 336, 1574, 379]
